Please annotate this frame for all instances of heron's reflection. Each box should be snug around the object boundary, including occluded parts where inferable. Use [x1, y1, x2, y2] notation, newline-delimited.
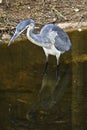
[10, 64, 71, 128]
[38, 73, 60, 109]
[29, 64, 71, 113]
[24, 66, 71, 129]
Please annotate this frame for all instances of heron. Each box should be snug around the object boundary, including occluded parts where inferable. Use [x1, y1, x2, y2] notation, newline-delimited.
[8, 19, 72, 76]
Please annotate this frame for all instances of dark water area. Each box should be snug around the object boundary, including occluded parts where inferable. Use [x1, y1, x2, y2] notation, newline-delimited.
[0, 29, 87, 130]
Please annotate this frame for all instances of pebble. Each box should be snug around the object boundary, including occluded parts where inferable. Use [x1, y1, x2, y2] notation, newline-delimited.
[2, 33, 11, 40]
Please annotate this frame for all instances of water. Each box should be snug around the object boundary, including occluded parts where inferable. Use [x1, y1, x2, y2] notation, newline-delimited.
[0, 29, 87, 130]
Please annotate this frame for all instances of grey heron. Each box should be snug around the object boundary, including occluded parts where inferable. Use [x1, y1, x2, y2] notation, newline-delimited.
[8, 19, 72, 76]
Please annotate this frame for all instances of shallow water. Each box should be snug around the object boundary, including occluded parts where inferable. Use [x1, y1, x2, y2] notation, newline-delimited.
[0, 29, 87, 130]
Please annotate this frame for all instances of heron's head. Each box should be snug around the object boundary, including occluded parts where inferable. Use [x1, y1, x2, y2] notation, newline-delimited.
[8, 19, 35, 46]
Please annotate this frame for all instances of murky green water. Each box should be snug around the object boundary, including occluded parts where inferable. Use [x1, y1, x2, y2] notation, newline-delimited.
[0, 29, 87, 130]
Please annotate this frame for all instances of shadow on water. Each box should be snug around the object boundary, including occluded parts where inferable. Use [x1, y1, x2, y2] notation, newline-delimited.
[0, 29, 87, 130]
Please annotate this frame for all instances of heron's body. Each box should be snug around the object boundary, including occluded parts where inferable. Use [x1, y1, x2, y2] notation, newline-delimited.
[27, 24, 62, 58]
[8, 19, 72, 75]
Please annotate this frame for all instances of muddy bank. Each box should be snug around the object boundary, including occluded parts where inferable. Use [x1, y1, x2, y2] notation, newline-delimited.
[0, 0, 87, 43]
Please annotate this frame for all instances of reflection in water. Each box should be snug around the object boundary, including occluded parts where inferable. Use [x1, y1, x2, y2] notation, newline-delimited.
[39, 67, 71, 109]
[0, 65, 71, 130]
[22, 63, 71, 129]
[0, 63, 72, 130]
[0, 29, 87, 130]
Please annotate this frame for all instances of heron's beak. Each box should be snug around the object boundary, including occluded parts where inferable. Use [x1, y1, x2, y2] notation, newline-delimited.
[8, 32, 19, 46]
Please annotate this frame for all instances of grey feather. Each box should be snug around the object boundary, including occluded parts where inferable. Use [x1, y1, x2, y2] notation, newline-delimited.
[40, 24, 71, 51]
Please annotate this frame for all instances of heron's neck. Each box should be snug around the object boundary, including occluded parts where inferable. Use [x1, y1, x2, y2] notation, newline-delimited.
[27, 27, 42, 47]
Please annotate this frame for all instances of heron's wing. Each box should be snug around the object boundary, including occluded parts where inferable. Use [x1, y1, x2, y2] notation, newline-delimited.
[38, 25, 53, 48]
[40, 24, 71, 51]
[52, 26, 72, 51]
[40, 24, 57, 47]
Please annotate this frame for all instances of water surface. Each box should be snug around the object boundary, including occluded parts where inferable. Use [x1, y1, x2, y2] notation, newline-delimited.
[0, 29, 87, 130]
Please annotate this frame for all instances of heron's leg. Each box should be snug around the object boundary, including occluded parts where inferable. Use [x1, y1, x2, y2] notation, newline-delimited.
[44, 55, 48, 74]
[56, 55, 60, 79]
